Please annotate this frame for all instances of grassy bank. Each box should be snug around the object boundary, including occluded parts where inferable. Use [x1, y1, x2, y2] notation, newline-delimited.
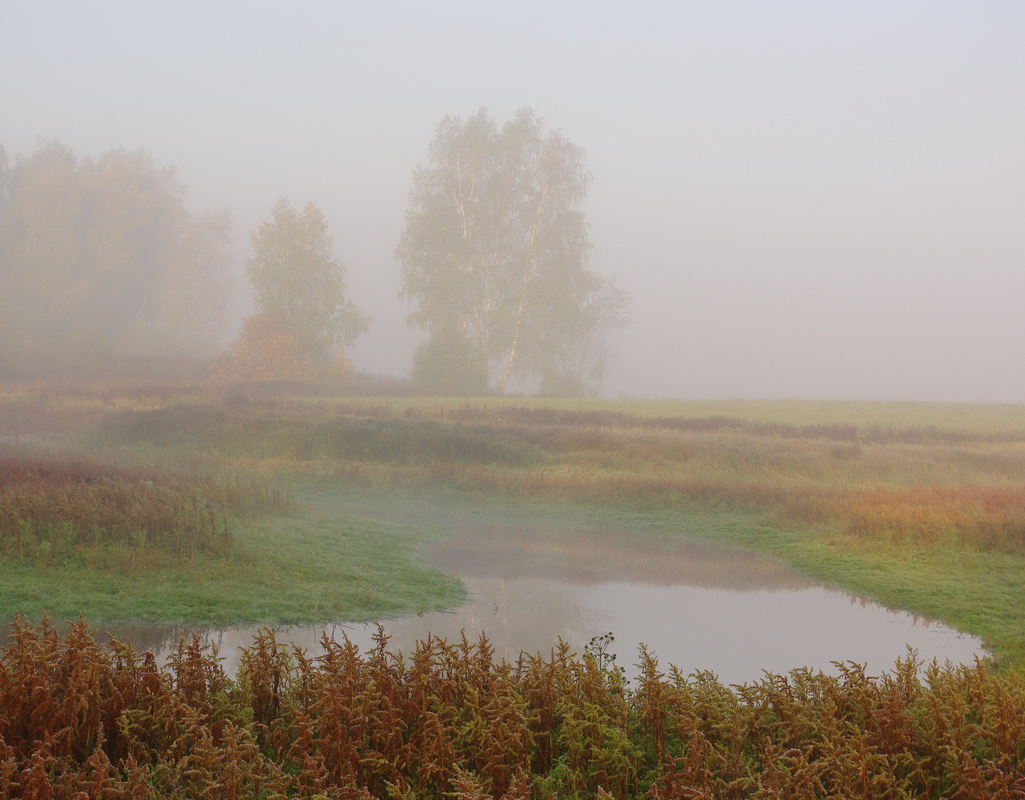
[4, 385, 1025, 666]
[0, 498, 463, 625]
[0, 446, 463, 624]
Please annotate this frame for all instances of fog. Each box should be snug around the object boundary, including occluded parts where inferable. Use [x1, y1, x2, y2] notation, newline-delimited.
[4, 1, 1023, 402]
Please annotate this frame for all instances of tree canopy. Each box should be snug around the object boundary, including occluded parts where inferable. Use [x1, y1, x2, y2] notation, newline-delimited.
[397, 108, 628, 396]
[0, 140, 232, 360]
[410, 324, 490, 396]
[232, 199, 368, 379]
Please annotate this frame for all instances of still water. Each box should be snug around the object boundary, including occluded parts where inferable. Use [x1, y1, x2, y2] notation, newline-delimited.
[97, 521, 983, 686]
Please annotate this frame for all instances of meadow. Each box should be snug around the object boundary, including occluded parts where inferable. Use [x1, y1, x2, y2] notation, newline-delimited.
[3, 382, 1025, 796]
[4, 385, 1025, 657]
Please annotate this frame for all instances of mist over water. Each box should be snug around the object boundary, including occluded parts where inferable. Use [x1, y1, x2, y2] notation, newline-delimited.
[92, 524, 982, 686]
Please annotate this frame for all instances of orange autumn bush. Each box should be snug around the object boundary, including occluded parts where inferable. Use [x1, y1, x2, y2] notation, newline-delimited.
[210, 313, 320, 384]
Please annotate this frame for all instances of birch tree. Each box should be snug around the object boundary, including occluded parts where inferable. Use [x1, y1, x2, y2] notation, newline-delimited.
[397, 108, 624, 395]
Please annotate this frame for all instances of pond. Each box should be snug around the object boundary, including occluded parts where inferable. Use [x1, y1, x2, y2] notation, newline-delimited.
[94, 516, 983, 686]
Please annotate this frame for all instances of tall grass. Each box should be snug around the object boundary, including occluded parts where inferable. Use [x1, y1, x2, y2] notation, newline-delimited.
[92, 406, 547, 466]
[781, 485, 1025, 554]
[5, 388, 1025, 793]
[86, 398, 1025, 557]
[2, 617, 1024, 798]
[0, 453, 287, 565]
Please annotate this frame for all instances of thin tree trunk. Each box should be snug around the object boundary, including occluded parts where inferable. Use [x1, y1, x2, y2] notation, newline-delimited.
[497, 182, 549, 393]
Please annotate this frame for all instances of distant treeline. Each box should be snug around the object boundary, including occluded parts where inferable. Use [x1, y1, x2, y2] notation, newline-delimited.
[0, 140, 232, 361]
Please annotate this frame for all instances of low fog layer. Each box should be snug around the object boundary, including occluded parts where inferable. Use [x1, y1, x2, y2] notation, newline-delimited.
[3, 2, 1023, 402]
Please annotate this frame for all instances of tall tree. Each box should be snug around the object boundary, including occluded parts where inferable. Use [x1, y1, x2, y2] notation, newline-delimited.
[0, 141, 84, 352]
[533, 274, 631, 397]
[397, 108, 627, 395]
[246, 199, 368, 363]
[0, 140, 232, 358]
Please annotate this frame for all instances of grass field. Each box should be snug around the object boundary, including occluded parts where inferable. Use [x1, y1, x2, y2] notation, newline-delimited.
[362, 395, 1025, 435]
[0, 493, 463, 625]
[3, 384, 1025, 665]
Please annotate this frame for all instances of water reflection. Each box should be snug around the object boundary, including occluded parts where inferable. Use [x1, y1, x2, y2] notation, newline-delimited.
[28, 521, 982, 686]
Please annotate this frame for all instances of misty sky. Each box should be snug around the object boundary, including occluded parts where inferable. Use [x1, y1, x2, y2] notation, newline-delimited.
[3, 1, 1024, 402]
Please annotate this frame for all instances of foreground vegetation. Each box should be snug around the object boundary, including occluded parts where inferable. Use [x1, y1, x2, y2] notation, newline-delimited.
[3, 616, 1024, 799]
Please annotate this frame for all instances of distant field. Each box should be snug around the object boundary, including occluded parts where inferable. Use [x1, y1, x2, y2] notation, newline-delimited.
[279, 395, 1025, 436]
[6, 383, 1025, 435]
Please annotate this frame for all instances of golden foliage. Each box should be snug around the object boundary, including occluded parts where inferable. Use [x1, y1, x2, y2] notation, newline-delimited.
[2, 619, 1025, 798]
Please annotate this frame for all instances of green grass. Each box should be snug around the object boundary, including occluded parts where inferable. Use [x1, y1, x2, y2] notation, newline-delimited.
[0, 490, 464, 625]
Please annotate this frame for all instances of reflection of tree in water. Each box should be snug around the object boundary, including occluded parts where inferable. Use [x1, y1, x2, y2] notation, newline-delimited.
[844, 592, 939, 628]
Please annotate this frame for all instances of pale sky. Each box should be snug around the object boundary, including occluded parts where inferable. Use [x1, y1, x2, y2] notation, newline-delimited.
[4, 1, 1024, 402]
